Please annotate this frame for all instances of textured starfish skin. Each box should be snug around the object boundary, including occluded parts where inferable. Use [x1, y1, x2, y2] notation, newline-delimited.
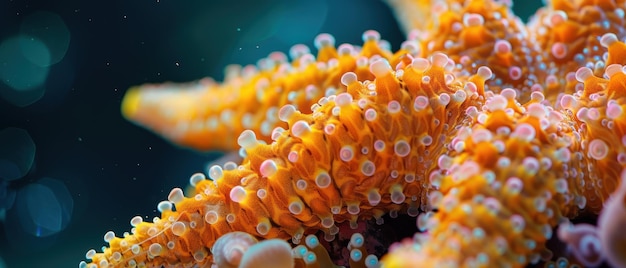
[81, 0, 626, 267]
[120, 32, 397, 151]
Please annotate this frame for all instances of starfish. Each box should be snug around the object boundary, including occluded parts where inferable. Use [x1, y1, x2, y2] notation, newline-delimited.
[81, 0, 626, 267]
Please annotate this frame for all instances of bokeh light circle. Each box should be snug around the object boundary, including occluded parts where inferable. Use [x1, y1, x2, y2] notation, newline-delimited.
[20, 11, 70, 66]
[0, 11, 71, 107]
[12, 177, 73, 238]
[0, 180, 16, 215]
[0, 36, 50, 91]
[0, 127, 36, 181]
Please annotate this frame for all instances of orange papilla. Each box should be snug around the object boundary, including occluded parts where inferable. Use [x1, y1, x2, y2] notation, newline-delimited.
[493, 48, 515, 68]
[579, 4, 606, 26]
[389, 49, 415, 69]
[434, 10, 461, 36]
[551, 20, 584, 45]
[399, 52, 417, 68]
[606, 40, 626, 66]
[353, 65, 377, 85]
[315, 165, 344, 209]
[326, 55, 358, 88]
[471, 141, 500, 168]
[606, 72, 626, 99]
[361, 38, 393, 60]
[581, 74, 606, 98]
[424, 65, 453, 96]
[292, 173, 333, 217]
[469, 71, 488, 97]
[275, 67, 319, 110]
[374, 70, 402, 104]
[483, 110, 513, 131]
[517, 116, 550, 144]
[401, 65, 426, 96]
[460, 25, 496, 49]
[316, 45, 339, 63]
[290, 143, 318, 177]
[501, 136, 537, 162]
[336, 106, 370, 144]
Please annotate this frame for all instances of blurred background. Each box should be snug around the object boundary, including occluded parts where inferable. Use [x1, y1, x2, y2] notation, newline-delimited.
[0, 0, 540, 267]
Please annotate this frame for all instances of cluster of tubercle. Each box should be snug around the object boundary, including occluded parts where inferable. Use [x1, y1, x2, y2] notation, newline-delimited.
[120, 30, 401, 151]
[85, 32, 481, 267]
[82, 0, 626, 267]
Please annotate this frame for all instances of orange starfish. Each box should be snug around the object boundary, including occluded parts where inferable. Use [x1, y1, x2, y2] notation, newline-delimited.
[81, 0, 626, 267]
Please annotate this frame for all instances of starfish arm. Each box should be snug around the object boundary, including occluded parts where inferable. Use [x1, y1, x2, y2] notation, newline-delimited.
[81, 43, 490, 267]
[382, 90, 588, 267]
[561, 50, 626, 266]
[381, 35, 626, 267]
[387, 0, 541, 100]
[387, 0, 626, 104]
[119, 32, 407, 151]
[525, 0, 626, 103]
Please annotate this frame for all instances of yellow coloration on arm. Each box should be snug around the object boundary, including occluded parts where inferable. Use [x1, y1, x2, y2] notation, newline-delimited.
[120, 87, 141, 119]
